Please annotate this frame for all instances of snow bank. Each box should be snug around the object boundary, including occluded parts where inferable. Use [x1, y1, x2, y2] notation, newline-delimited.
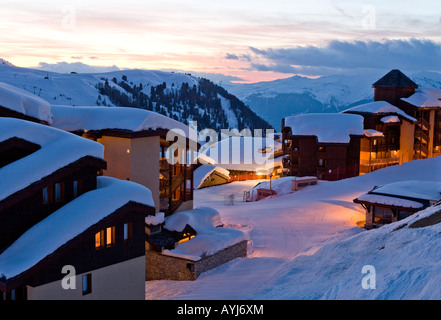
[51, 105, 197, 141]
[0, 118, 104, 202]
[162, 207, 247, 261]
[0, 82, 52, 124]
[194, 165, 230, 189]
[253, 203, 441, 300]
[0, 176, 154, 279]
[145, 212, 165, 226]
[284, 113, 364, 143]
[344, 101, 416, 122]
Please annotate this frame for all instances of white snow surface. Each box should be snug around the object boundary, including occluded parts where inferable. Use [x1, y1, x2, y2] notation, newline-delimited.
[284, 113, 364, 143]
[343, 100, 416, 122]
[146, 156, 441, 300]
[368, 180, 441, 202]
[50, 105, 197, 140]
[381, 116, 400, 124]
[0, 118, 104, 202]
[162, 207, 247, 261]
[364, 129, 384, 138]
[355, 194, 424, 209]
[401, 92, 441, 108]
[0, 82, 52, 124]
[194, 165, 230, 189]
[0, 176, 154, 279]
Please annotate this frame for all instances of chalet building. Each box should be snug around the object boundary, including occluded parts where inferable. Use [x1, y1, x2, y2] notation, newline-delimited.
[372, 69, 441, 160]
[0, 118, 157, 300]
[281, 113, 365, 180]
[194, 164, 230, 189]
[343, 101, 417, 174]
[281, 70, 441, 180]
[51, 105, 198, 216]
[353, 180, 441, 229]
[144, 207, 247, 281]
[202, 136, 284, 181]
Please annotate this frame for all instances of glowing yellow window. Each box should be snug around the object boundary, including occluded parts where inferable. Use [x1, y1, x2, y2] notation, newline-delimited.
[95, 230, 104, 249]
[106, 226, 115, 247]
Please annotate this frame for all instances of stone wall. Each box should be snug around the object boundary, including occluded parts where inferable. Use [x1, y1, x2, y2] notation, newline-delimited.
[146, 240, 248, 281]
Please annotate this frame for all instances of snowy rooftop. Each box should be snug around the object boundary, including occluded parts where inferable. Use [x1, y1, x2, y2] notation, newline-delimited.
[419, 88, 441, 100]
[0, 118, 104, 202]
[50, 105, 197, 141]
[194, 165, 230, 189]
[343, 101, 416, 122]
[0, 176, 154, 279]
[401, 92, 441, 109]
[369, 180, 441, 202]
[0, 82, 52, 124]
[284, 113, 365, 143]
[364, 129, 384, 138]
[161, 207, 247, 261]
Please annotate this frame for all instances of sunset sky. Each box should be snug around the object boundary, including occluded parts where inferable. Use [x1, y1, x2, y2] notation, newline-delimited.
[1, 0, 441, 83]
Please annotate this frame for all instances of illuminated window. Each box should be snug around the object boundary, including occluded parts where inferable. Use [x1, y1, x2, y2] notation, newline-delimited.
[124, 223, 132, 242]
[82, 274, 92, 295]
[95, 230, 105, 249]
[106, 226, 115, 247]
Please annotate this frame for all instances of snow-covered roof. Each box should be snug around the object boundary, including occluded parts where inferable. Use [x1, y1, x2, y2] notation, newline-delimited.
[343, 101, 416, 122]
[161, 207, 247, 261]
[194, 164, 230, 189]
[284, 113, 364, 144]
[381, 116, 400, 124]
[0, 118, 104, 202]
[0, 82, 52, 124]
[50, 105, 197, 141]
[419, 88, 441, 100]
[364, 129, 384, 138]
[0, 176, 154, 279]
[355, 194, 424, 209]
[202, 136, 282, 172]
[401, 92, 441, 109]
[370, 180, 441, 202]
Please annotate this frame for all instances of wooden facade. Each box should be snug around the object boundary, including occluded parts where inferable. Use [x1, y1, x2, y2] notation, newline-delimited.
[0, 156, 106, 253]
[373, 69, 441, 160]
[80, 129, 195, 216]
[281, 128, 362, 181]
[0, 201, 154, 300]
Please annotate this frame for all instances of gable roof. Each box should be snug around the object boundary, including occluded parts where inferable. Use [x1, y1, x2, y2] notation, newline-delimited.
[372, 70, 418, 88]
[0, 118, 104, 203]
[51, 105, 197, 142]
[343, 100, 417, 122]
[283, 113, 365, 144]
[0, 176, 154, 280]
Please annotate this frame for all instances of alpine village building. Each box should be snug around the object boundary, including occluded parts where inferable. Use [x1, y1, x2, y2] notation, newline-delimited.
[0, 82, 247, 299]
[282, 69, 441, 180]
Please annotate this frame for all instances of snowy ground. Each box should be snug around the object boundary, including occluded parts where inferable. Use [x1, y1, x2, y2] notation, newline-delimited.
[145, 157, 441, 300]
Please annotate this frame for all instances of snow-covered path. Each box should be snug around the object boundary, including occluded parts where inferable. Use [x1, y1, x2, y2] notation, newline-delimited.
[145, 157, 441, 300]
